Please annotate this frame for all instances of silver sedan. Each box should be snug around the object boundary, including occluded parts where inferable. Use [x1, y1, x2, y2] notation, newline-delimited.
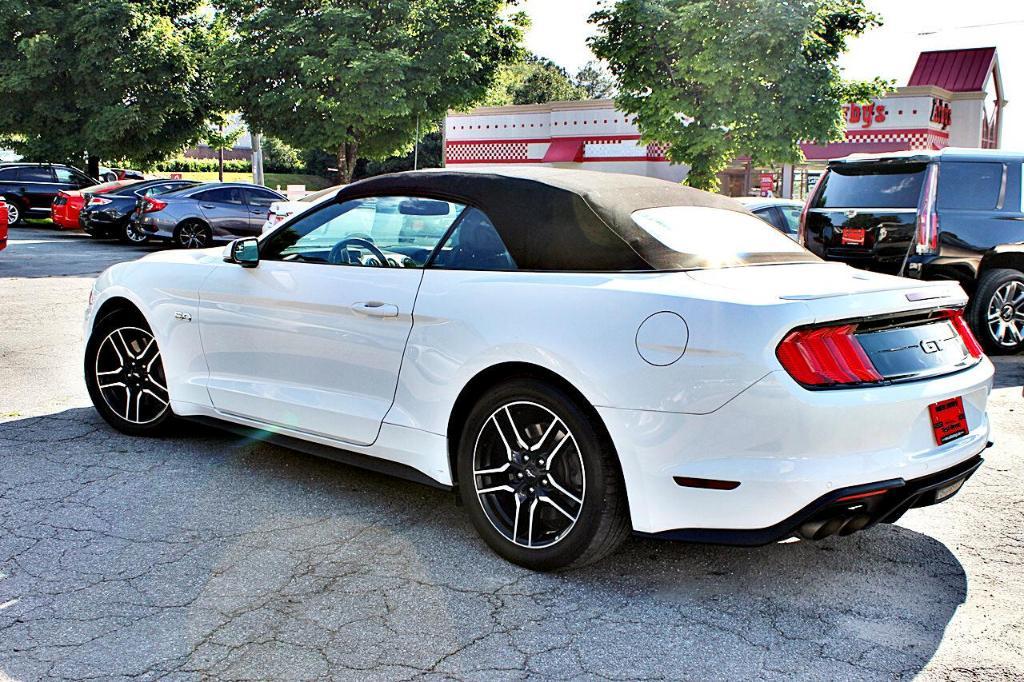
[130, 183, 285, 249]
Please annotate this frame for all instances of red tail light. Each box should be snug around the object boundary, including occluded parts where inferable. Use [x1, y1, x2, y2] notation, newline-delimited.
[88, 197, 111, 206]
[142, 197, 167, 213]
[776, 324, 883, 387]
[939, 309, 984, 358]
[915, 164, 939, 255]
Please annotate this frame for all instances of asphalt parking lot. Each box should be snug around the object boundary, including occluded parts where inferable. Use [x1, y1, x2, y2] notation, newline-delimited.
[1, 225, 1022, 681]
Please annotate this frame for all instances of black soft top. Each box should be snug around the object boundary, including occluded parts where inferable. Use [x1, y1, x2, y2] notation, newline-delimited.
[335, 167, 749, 271]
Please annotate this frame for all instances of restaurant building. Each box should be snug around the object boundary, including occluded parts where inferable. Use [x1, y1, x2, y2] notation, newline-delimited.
[444, 47, 1005, 199]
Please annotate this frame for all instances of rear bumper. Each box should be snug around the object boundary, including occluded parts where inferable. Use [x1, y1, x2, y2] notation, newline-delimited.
[599, 358, 993, 535]
[81, 212, 128, 237]
[51, 206, 81, 230]
[639, 451, 985, 545]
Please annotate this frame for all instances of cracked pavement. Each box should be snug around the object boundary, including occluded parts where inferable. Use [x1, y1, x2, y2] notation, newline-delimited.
[1, 226, 1023, 680]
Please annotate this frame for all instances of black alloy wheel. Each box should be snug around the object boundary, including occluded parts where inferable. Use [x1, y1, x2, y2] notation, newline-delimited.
[176, 220, 211, 249]
[85, 314, 175, 435]
[457, 379, 630, 570]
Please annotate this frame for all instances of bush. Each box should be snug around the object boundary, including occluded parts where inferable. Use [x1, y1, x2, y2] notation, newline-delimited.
[155, 157, 251, 173]
[262, 137, 302, 173]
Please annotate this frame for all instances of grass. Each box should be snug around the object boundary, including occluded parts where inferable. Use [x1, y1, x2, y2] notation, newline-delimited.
[171, 172, 333, 191]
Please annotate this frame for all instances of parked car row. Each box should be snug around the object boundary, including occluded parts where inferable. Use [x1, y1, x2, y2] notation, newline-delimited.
[81, 179, 200, 243]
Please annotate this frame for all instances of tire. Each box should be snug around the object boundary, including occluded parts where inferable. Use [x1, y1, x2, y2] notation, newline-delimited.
[119, 221, 149, 245]
[968, 268, 1024, 355]
[174, 220, 211, 249]
[84, 310, 176, 436]
[457, 379, 630, 570]
[5, 199, 24, 226]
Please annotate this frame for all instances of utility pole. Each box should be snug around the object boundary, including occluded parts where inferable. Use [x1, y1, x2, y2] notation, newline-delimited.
[252, 132, 264, 186]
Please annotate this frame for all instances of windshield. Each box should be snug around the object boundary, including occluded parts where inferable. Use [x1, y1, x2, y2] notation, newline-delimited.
[814, 164, 927, 209]
[631, 206, 818, 269]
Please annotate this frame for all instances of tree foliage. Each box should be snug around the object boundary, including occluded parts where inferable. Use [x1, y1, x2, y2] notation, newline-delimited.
[483, 55, 589, 106]
[589, 0, 889, 190]
[0, 0, 224, 173]
[574, 61, 617, 99]
[218, 0, 525, 182]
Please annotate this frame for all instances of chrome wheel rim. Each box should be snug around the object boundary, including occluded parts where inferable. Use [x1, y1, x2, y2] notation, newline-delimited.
[94, 326, 169, 425]
[5, 202, 18, 224]
[473, 401, 586, 549]
[125, 224, 148, 243]
[178, 224, 207, 249]
[986, 280, 1024, 347]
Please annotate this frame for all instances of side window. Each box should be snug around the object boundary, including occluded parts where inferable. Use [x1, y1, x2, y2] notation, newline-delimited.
[937, 162, 1004, 210]
[17, 167, 55, 182]
[431, 208, 516, 271]
[245, 189, 280, 208]
[261, 195, 465, 268]
[753, 207, 786, 231]
[53, 167, 75, 183]
[0, 168, 17, 180]
[197, 187, 244, 204]
[777, 205, 803, 235]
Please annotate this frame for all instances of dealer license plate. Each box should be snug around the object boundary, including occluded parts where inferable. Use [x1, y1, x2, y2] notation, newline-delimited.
[841, 227, 865, 245]
[928, 396, 968, 445]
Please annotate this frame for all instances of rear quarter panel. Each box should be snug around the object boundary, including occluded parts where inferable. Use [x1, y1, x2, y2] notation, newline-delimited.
[388, 270, 814, 436]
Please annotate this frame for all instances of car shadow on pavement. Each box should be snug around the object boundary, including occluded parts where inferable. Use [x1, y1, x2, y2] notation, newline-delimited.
[0, 407, 966, 680]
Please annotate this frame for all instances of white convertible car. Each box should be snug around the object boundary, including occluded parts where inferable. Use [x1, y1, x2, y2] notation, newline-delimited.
[84, 168, 993, 570]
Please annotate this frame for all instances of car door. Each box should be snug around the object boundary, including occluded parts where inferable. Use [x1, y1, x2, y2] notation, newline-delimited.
[196, 194, 466, 445]
[243, 188, 283, 233]
[15, 166, 57, 212]
[195, 187, 250, 237]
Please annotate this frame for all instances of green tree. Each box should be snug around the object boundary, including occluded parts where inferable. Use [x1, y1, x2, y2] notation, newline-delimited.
[204, 113, 245, 182]
[574, 60, 617, 99]
[484, 55, 589, 106]
[218, 0, 525, 183]
[589, 0, 889, 190]
[0, 0, 224, 178]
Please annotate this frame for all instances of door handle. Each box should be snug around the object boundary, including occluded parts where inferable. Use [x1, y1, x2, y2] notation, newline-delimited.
[201, 204, 216, 209]
[351, 301, 399, 318]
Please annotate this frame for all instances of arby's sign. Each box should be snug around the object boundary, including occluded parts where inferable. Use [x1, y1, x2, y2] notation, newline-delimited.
[842, 102, 887, 128]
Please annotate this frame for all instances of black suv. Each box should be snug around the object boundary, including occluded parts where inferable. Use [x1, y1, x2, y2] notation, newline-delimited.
[801, 148, 1024, 354]
[0, 163, 96, 225]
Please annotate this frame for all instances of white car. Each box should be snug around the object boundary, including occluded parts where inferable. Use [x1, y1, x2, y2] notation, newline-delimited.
[84, 168, 993, 570]
[261, 185, 344, 234]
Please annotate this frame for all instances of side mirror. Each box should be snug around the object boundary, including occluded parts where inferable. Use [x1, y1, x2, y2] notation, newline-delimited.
[225, 237, 260, 268]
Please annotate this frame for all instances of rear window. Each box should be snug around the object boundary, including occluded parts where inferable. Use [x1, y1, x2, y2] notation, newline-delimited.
[631, 206, 817, 269]
[937, 162, 1004, 210]
[815, 164, 927, 209]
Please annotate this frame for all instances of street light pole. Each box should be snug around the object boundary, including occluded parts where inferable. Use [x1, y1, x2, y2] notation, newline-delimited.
[413, 114, 420, 171]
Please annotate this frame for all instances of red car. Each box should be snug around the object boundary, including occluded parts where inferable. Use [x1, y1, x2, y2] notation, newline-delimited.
[51, 180, 138, 230]
[0, 195, 8, 251]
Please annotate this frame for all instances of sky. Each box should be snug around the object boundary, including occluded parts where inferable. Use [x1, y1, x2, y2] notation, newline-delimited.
[522, 0, 1024, 148]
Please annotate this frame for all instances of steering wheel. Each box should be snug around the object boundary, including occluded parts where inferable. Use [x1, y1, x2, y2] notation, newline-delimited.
[328, 237, 391, 267]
